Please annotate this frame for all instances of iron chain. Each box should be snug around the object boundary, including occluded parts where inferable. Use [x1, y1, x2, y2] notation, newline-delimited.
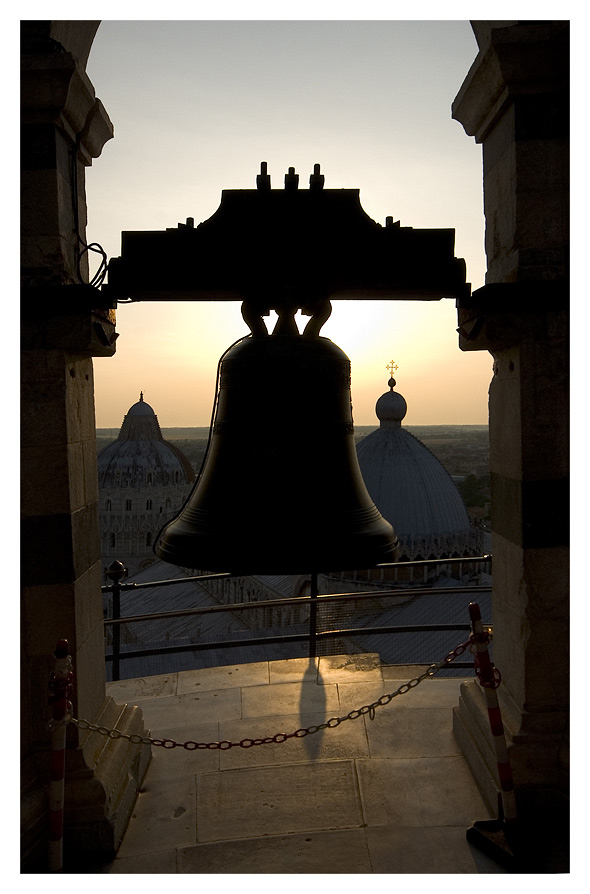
[69, 635, 480, 750]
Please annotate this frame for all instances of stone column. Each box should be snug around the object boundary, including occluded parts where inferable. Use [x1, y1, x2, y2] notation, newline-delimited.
[21, 23, 150, 869]
[450, 21, 569, 827]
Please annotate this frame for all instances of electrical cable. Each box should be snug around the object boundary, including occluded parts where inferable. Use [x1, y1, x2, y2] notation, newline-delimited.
[69, 139, 109, 288]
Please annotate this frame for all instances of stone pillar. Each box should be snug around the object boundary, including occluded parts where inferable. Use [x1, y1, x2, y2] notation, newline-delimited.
[21, 22, 150, 870]
[450, 21, 569, 830]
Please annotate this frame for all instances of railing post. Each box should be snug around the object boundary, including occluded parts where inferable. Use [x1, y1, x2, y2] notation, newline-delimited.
[97, 556, 492, 670]
[112, 583, 121, 681]
[106, 561, 127, 682]
[309, 571, 318, 658]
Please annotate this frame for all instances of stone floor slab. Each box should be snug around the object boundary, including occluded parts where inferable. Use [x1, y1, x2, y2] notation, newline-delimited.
[196, 760, 362, 842]
[335, 680, 394, 714]
[319, 653, 383, 682]
[176, 661, 270, 694]
[180, 687, 243, 723]
[136, 688, 242, 731]
[133, 694, 187, 730]
[337, 676, 467, 713]
[365, 705, 462, 759]
[366, 824, 506, 873]
[356, 756, 492, 828]
[218, 710, 369, 770]
[104, 848, 178, 873]
[146, 721, 220, 776]
[107, 672, 178, 701]
[392, 677, 473, 707]
[381, 664, 430, 679]
[178, 828, 372, 873]
[269, 655, 319, 684]
[241, 680, 340, 719]
[116, 774, 197, 857]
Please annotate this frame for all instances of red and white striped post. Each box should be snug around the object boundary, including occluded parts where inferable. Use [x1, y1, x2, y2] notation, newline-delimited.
[468, 602, 517, 825]
[48, 639, 73, 873]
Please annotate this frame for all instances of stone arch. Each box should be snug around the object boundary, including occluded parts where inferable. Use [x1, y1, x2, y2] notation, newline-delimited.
[21, 19, 569, 870]
[21, 20, 148, 870]
[21, 20, 100, 65]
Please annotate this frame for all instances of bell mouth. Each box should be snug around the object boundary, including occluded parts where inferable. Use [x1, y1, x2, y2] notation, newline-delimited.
[155, 505, 399, 575]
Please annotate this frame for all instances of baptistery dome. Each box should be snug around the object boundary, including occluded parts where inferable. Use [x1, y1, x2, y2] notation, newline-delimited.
[97, 393, 194, 489]
[97, 393, 195, 577]
[356, 377, 480, 560]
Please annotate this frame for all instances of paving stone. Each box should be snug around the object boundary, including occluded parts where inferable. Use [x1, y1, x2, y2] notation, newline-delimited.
[382, 664, 430, 679]
[116, 774, 197, 857]
[196, 760, 362, 842]
[336, 680, 396, 714]
[176, 661, 269, 694]
[241, 680, 340, 719]
[178, 828, 372, 873]
[133, 695, 187, 730]
[365, 705, 462, 759]
[269, 656, 319, 683]
[366, 824, 499, 873]
[218, 710, 369, 770]
[337, 677, 465, 713]
[146, 721, 220, 776]
[107, 673, 178, 701]
[107, 848, 178, 873]
[394, 677, 471, 708]
[180, 688, 243, 723]
[132, 686, 242, 730]
[318, 653, 383, 682]
[356, 756, 492, 828]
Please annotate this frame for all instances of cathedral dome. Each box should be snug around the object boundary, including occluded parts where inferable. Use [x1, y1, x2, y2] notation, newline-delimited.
[375, 377, 408, 425]
[356, 375, 477, 558]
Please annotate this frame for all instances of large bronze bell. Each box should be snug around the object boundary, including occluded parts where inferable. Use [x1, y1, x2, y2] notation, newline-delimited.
[155, 300, 399, 574]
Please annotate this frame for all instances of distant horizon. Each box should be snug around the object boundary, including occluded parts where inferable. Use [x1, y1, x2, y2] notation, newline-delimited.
[96, 421, 489, 434]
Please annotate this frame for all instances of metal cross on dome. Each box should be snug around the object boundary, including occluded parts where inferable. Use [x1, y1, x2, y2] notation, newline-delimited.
[386, 360, 399, 377]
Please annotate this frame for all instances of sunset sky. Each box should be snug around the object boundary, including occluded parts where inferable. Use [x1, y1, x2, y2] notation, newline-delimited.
[85, 17, 494, 429]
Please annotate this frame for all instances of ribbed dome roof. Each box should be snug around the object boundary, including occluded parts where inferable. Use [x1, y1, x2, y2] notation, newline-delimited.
[97, 394, 195, 488]
[356, 377, 472, 548]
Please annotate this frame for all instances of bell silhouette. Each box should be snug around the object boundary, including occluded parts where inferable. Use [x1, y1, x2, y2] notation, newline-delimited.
[155, 312, 399, 574]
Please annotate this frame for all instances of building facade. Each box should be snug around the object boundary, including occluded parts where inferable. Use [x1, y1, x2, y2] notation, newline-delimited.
[97, 394, 195, 579]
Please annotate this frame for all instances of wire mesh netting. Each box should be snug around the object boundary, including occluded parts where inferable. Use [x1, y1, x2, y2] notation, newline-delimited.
[104, 565, 492, 681]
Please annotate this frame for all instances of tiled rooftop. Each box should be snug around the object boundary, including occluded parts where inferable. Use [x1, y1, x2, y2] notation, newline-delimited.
[94, 654, 507, 874]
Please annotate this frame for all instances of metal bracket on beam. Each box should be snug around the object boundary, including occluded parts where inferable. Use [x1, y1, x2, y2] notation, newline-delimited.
[456, 281, 569, 351]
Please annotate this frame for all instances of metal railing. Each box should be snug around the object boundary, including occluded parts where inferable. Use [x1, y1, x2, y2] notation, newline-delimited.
[101, 556, 492, 681]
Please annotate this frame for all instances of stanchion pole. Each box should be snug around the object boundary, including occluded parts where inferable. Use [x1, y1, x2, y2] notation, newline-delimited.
[48, 639, 73, 873]
[466, 602, 521, 869]
[469, 602, 517, 824]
